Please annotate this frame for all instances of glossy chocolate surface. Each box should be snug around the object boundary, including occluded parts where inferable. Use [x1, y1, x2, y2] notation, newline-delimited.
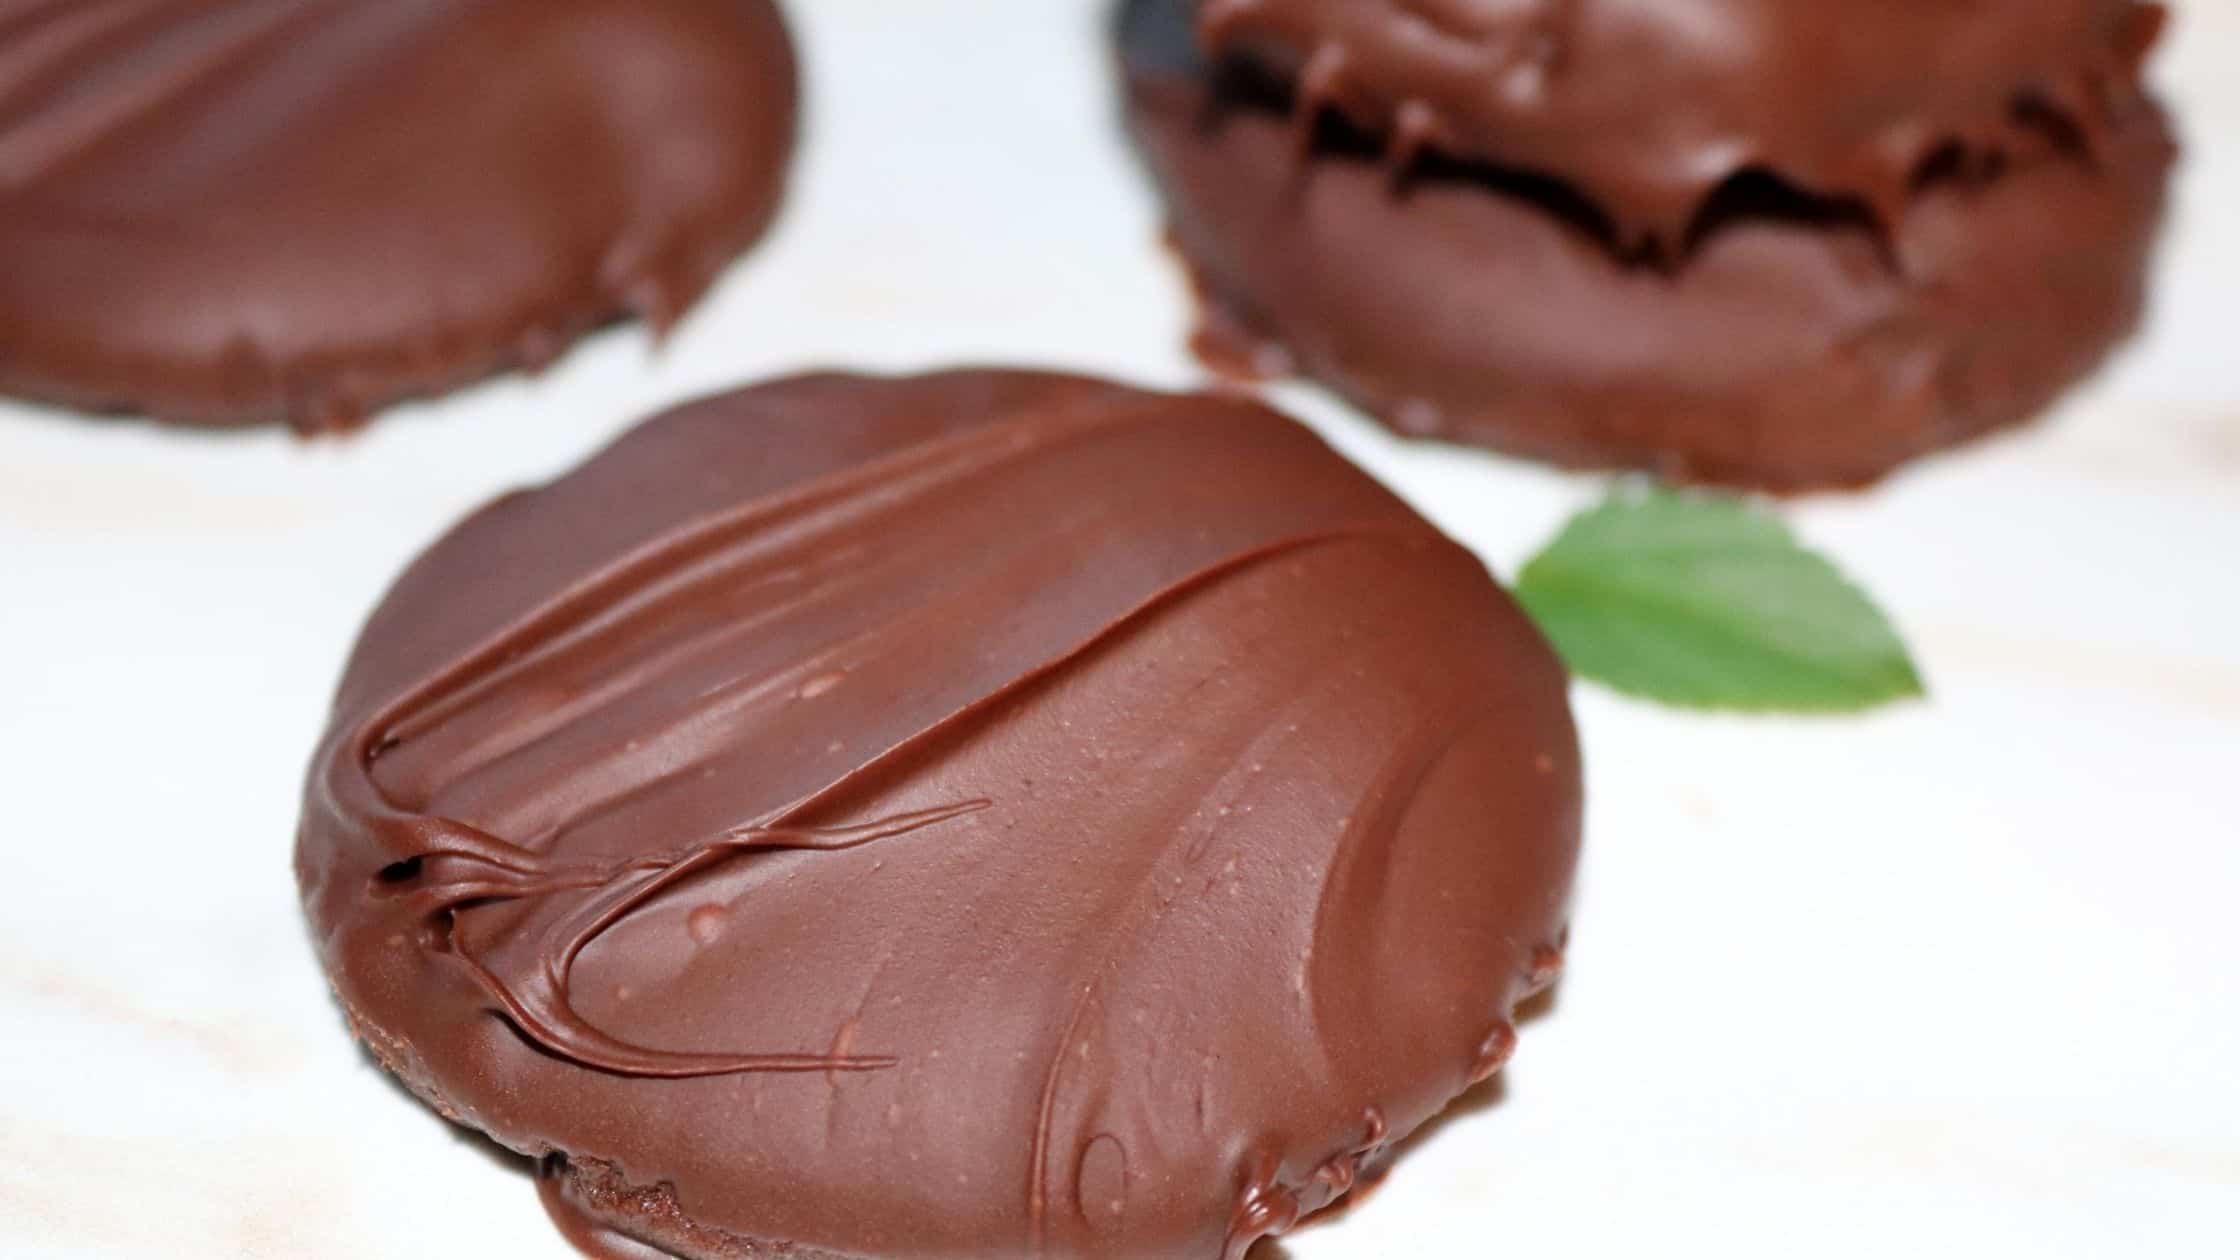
[0, 0, 797, 429]
[1120, 0, 2174, 490]
[299, 370, 1582, 1258]
[1199, 0, 2168, 246]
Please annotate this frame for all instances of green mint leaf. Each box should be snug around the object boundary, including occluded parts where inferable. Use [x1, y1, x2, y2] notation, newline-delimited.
[1515, 487, 1926, 713]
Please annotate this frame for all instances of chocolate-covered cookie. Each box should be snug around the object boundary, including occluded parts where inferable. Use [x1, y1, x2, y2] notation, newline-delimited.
[298, 370, 1581, 1259]
[1120, 0, 2176, 491]
[0, 0, 797, 430]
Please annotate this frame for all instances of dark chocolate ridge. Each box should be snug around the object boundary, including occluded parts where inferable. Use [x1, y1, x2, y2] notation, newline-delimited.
[330, 519, 1410, 1080]
[1191, 0, 2169, 251]
[370, 802, 990, 1079]
[1147, 0, 2158, 273]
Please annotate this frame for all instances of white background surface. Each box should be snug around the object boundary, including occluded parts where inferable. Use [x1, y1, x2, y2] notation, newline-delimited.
[3, 3, 2236, 1257]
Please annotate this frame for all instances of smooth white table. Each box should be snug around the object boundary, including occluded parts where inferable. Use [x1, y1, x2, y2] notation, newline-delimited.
[4, 4, 2234, 1257]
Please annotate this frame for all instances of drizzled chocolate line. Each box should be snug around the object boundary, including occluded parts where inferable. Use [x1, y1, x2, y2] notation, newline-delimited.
[318, 389, 1413, 1081]
[313, 404, 1154, 1078]
[376, 801, 991, 1079]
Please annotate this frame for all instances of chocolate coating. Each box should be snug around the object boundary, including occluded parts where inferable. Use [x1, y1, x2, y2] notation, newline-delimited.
[297, 370, 1582, 1259]
[1199, 0, 2170, 246]
[0, 0, 796, 430]
[1120, 0, 2176, 491]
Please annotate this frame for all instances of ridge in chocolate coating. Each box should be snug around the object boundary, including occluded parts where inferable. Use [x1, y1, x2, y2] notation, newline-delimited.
[0, 0, 797, 430]
[298, 369, 1581, 1259]
[1119, 0, 2176, 491]
[1198, 0, 2170, 247]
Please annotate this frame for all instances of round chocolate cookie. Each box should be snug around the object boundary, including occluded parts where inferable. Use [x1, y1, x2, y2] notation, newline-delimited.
[0, 0, 797, 430]
[298, 370, 1581, 1259]
[1120, 0, 2177, 491]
